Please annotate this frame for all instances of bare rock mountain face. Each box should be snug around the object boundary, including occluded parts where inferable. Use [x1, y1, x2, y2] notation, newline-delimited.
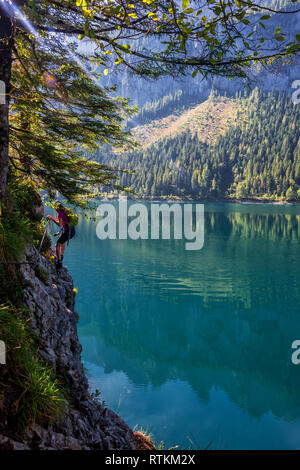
[1, 245, 136, 450]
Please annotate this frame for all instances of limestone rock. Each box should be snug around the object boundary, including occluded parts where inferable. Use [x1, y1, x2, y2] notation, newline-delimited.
[1, 245, 136, 450]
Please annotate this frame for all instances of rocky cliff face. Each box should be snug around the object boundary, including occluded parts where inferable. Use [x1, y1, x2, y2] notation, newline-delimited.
[2, 245, 136, 450]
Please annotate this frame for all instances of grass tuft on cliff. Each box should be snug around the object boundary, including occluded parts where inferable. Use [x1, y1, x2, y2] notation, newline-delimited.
[0, 305, 67, 431]
[16, 355, 66, 427]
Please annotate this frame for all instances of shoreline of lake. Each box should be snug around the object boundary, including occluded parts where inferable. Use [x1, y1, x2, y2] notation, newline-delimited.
[99, 196, 300, 206]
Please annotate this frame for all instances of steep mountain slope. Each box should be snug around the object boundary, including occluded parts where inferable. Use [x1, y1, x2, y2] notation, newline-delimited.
[132, 95, 247, 147]
[98, 9, 300, 108]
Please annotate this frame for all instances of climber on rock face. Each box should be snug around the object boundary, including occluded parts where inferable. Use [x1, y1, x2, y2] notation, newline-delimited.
[46, 201, 75, 269]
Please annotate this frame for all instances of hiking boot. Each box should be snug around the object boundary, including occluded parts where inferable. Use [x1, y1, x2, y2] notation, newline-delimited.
[56, 259, 62, 269]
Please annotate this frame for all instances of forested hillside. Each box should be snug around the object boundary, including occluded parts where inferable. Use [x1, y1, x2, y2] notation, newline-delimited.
[130, 92, 247, 147]
[97, 89, 300, 201]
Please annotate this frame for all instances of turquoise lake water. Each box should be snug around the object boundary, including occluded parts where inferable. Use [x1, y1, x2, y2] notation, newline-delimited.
[61, 202, 300, 450]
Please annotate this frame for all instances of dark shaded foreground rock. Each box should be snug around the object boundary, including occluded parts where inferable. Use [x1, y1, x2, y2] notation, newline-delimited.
[0, 246, 136, 450]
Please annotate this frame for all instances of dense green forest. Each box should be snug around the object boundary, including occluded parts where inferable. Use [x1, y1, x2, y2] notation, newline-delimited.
[98, 89, 300, 201]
